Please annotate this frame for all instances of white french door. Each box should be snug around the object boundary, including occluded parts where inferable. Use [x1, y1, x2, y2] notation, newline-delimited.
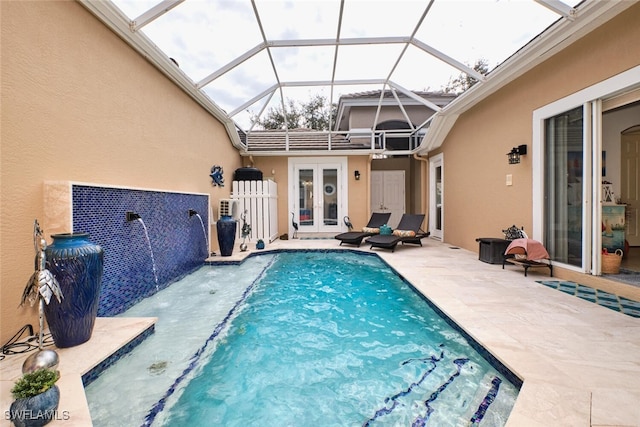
[289, 157, 347, 234]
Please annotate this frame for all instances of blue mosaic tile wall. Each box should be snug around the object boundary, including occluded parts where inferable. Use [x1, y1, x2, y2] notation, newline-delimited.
[71, 185, 209, 316]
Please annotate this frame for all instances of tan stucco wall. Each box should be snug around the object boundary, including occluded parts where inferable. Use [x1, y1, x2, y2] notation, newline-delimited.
[439, 3, 640, 253]
[349, 105, 436, 129]
[346, 156, 371, 228]
[1, 2, 241, 343]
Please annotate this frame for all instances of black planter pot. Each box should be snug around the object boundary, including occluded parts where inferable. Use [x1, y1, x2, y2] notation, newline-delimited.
[216, 216, 237, 257]
[9, 385, 60, 427]
[44, 233, 104, 348]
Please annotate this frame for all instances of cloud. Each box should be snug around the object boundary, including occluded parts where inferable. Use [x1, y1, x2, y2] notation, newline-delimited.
[112, 0, 572, 127]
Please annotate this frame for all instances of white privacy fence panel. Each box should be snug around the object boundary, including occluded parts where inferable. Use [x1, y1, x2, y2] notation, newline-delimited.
[231, 180, 279, 243]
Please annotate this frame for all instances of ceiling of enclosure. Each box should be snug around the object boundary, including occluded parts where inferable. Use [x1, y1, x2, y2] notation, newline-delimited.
[101, 0, 582, 133]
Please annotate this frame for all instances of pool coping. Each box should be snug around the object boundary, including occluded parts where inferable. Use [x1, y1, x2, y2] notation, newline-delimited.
[1, 317, 156, 427]
[2, 239, 639, 426]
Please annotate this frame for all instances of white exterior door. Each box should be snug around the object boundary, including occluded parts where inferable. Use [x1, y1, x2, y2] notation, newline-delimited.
[371, 170, 405, 228]
[289, 158, 347, 234]
[429, 154, 443, 240]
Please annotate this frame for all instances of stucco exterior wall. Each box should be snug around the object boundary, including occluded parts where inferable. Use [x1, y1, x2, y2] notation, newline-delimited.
[439, 3, 640, 252]
[349, 105, 437, 129]
[1, 2, 241, 342]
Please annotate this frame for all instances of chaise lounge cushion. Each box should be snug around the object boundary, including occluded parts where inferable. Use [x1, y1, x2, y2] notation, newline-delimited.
[362, 226, 380, 234]
[392, 229, 416, 237]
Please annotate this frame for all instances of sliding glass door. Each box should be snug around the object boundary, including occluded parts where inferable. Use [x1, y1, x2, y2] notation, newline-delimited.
[544, 106, 584, 267]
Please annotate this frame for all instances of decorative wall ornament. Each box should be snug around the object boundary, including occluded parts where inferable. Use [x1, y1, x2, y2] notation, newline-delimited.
[210, 165, 225, 187]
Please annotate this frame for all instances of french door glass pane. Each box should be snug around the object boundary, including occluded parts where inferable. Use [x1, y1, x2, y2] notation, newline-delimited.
[323, 168, 338, 226]
[435, 165, 442, 230]
[299, 169, 314, 226]
[544, 106, 583, 267]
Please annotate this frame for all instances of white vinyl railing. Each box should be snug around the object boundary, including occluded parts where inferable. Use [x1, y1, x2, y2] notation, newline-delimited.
[231, 180, 279, 243]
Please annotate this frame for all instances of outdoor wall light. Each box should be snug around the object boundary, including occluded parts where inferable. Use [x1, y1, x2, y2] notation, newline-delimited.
[507, 145, 527, 164]
[354, 170, 361, 180]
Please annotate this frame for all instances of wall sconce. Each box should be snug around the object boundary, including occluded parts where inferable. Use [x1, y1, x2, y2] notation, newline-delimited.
[507, 145, 527, 164]
[354, 170, 361, 180]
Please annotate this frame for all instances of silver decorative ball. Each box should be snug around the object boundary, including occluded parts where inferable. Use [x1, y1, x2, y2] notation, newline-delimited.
[22, 349, 60, 374]
[240, 242, 248, 252]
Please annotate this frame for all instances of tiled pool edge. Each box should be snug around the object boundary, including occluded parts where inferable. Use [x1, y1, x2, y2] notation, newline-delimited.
[82, 323, 156, 386]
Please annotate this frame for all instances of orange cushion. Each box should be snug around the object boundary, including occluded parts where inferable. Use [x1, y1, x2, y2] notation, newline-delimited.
[362, 227, 379, 233]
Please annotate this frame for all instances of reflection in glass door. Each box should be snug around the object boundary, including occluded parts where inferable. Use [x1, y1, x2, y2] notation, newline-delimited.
[544, 106, 584, 267]
[298, 168, 314, 227]
[322, 168, 338, 227]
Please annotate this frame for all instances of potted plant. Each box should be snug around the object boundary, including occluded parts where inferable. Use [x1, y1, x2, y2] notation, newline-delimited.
[9, 368, 60, 427]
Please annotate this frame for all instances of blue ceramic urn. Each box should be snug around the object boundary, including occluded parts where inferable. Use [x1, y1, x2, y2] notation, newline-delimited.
[44, 233, 104, 348]
[216, 216, 237, 257]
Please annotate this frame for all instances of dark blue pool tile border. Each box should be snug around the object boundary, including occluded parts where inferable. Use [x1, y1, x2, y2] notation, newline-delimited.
[82, 323, 155, 387]
[208, 249, 524, 389]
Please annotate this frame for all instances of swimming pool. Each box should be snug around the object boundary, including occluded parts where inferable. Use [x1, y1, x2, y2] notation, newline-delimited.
[86, 251, 519, 426]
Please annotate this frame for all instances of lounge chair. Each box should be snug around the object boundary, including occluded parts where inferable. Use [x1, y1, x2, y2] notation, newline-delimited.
[502, 238, 552, 277]
[334, 212, 391, 247]
[366, 214, 429, 252]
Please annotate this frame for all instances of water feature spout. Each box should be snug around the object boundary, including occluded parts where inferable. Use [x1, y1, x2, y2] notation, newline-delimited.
[128, 214, 159, 291]
[189, 209, 209, 256]
[126, 211, 141, 222]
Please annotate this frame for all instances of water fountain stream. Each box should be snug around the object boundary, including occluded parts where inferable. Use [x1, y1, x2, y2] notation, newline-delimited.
[126, 211, 159, 291]
[189, 209, 209, 256]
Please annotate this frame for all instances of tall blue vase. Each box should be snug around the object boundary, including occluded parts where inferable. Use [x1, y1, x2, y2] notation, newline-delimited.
[216, 216, 237, 257]
[44, 233, 104, 348]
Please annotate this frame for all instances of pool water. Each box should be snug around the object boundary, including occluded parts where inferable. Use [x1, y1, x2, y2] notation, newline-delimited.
[87, 251, 519, 426]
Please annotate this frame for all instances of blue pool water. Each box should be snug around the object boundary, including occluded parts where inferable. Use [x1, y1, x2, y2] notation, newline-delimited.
[87, 251, 519, 426]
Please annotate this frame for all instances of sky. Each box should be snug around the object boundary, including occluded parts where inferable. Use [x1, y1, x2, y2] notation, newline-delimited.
[112, 0, 578, 129]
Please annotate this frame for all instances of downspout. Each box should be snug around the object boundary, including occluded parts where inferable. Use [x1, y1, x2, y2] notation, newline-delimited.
[367, 154, 373, 218]
[413, 153, 429, 225]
